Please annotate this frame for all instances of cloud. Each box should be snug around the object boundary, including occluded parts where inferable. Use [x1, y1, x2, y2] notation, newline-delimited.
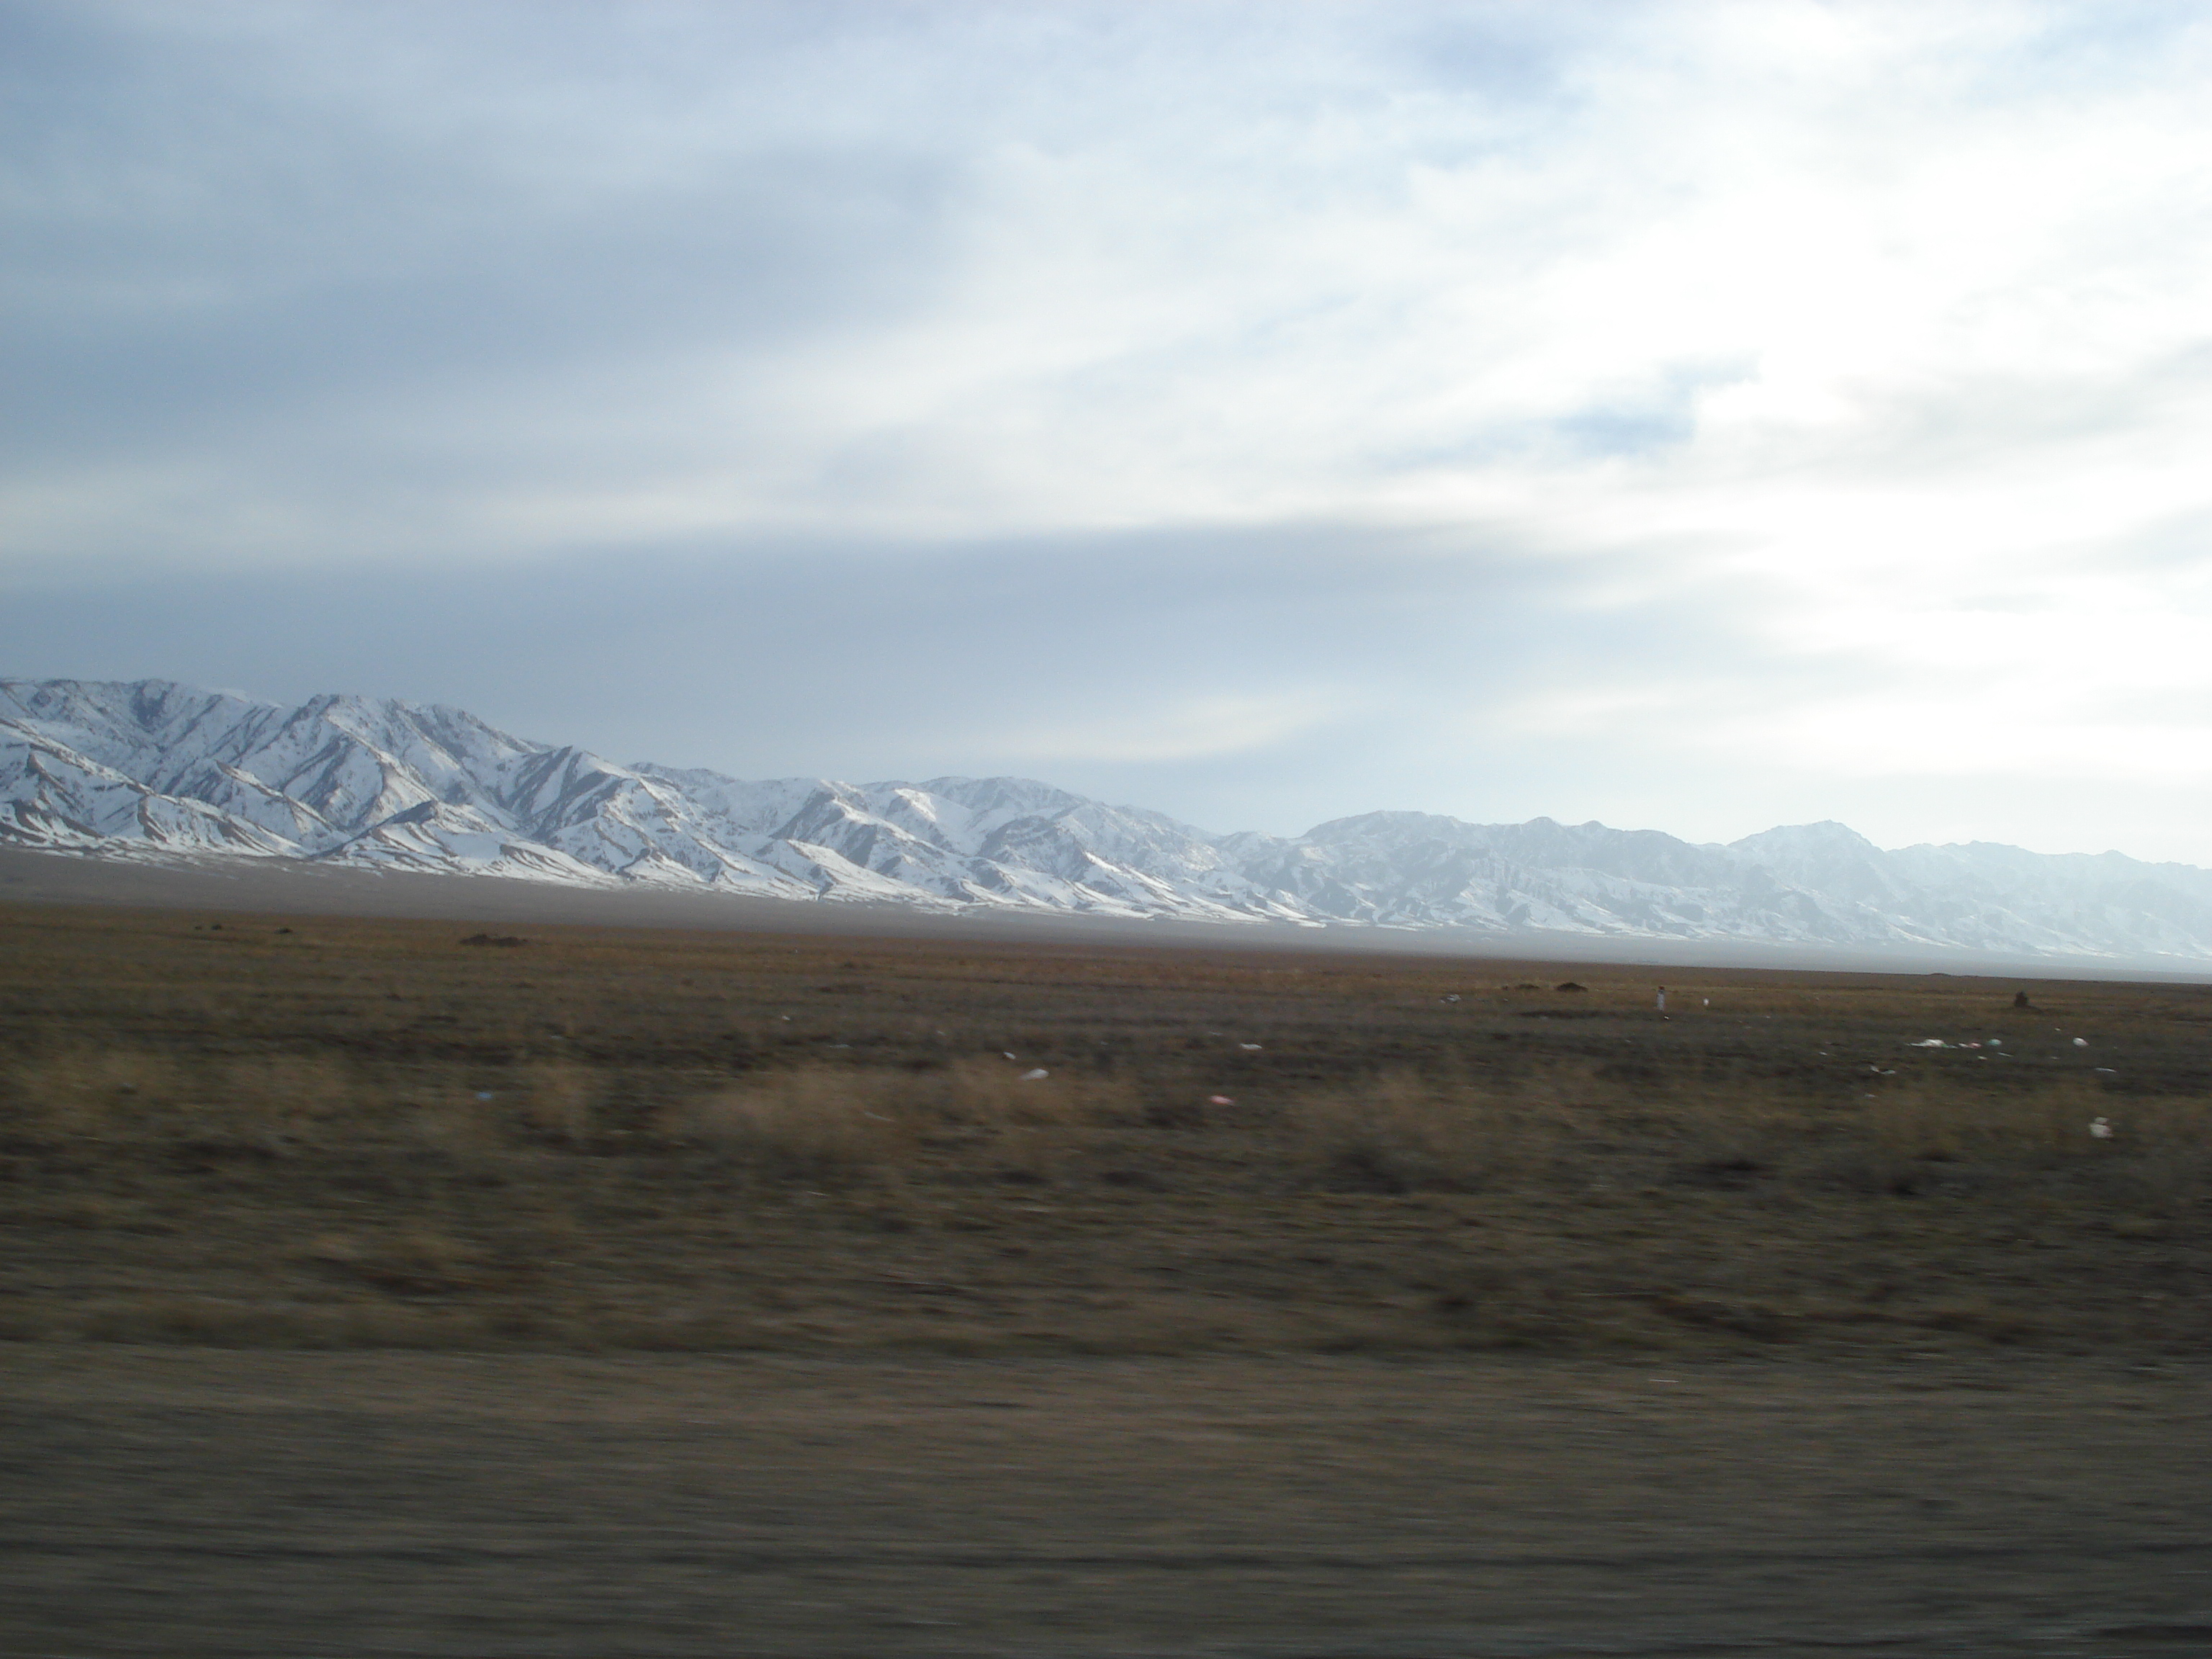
[10, 1, 2211, 566]
[986, 693, 1350, 768]
[6, 1, 2212, 859]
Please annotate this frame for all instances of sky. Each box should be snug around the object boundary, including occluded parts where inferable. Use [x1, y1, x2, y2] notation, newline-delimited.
[6, 1, 2212, 860]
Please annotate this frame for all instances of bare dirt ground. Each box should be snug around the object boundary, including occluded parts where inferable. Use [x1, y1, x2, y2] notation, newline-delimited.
[4, 895, 2211, 1654]
[6, 1345, 2210, 1658]
[9, 1354, 2203, 1659]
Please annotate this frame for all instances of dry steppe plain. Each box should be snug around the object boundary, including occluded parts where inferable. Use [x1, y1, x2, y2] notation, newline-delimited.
[4, 896, 2210, 1655]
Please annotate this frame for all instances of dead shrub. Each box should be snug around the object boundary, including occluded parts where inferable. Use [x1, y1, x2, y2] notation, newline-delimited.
[515, 1061, 599, 1147]
[931, 1057, 1130, 1128]
[1801, 1078, 2212, 1198]
[2094, 1093, 2212, 1214]
[1295, 1073, 1518, 1193]
[409, 1088, 506, 1160]
[3, 1048, 186, 1139]
[2, 1049, 358, 1148]
[663, 1067, 912, 1184]
[204, 1053, 356, 1146]
[1869, 1079, 2139, 1164]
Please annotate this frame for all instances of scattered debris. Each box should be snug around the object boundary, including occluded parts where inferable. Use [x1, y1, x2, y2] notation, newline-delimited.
[2090, 1117, 2114, 1140]
[1910, 1039, 1948, 1048]
[1440, 994, 1460, 1004]
[1238, 1042, 1262, 1050]
[1002, 1051, 1017, 1060]
[1020, 1068, 1048, 1081]
[2073, 1037, 2089, 1048]
[1208, 1094, 1234, 1106]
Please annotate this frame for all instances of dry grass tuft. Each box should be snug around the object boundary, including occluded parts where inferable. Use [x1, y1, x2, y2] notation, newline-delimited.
[514, 1061, 599, 1147]
[930, 1057, 1134, 1128]
[4, 1048, 359, 1146]
[1295, 1072, 1527, 1193]
[5, 1048, 186, 1137]
[662, 1066, 914, 1184]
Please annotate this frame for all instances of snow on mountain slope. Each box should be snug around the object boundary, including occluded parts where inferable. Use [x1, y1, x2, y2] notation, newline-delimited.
[9, 676, 2212, 961]
[1, 717, 297, 856]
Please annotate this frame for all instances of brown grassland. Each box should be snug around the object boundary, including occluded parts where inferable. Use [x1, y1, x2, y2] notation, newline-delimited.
[3, 898, 2207, 1359]
[6, 896, 2212, 1655]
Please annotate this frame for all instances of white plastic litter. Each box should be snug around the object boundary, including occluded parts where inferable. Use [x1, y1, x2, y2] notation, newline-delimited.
[1239, 1043, 1262, 1051]
[1003, 1051, 1017, 1060]
[1910, 1039, 1948, 1048]
[1020, 1068, 1048, 1081]
[1208, 1094, 1234, 1106]
[2073, 1037, 2088, 1048]
[2090, 1117, 2114, 1139]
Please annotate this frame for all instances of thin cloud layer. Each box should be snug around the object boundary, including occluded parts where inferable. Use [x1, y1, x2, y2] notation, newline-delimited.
[5, 1, 2211, 858]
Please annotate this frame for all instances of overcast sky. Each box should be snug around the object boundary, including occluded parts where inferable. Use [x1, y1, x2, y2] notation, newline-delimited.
[6, 1, 2212, 860]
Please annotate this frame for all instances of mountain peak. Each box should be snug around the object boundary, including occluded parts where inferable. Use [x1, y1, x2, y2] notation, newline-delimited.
[1732, 821, 1884, 857]
[6, 675, 2211, 961]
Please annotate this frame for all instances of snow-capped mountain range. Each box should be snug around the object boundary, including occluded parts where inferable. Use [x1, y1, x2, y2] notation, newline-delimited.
[9, 676, 2212, 963]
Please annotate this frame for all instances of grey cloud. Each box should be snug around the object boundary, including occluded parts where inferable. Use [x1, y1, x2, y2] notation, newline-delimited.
[6, 157, 949, 450]
[3, 4, 958, 468]
[0, 522, 1776, 835]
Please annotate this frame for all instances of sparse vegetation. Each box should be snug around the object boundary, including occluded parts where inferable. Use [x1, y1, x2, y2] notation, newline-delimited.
[1, 900, 2208, 1355]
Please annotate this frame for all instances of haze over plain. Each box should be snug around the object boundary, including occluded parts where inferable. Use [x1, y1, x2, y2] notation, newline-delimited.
[5, 1, 2211, 860]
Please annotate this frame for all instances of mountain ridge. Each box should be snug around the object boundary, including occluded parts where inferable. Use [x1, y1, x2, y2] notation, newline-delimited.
[7, 675, 2211, 962]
